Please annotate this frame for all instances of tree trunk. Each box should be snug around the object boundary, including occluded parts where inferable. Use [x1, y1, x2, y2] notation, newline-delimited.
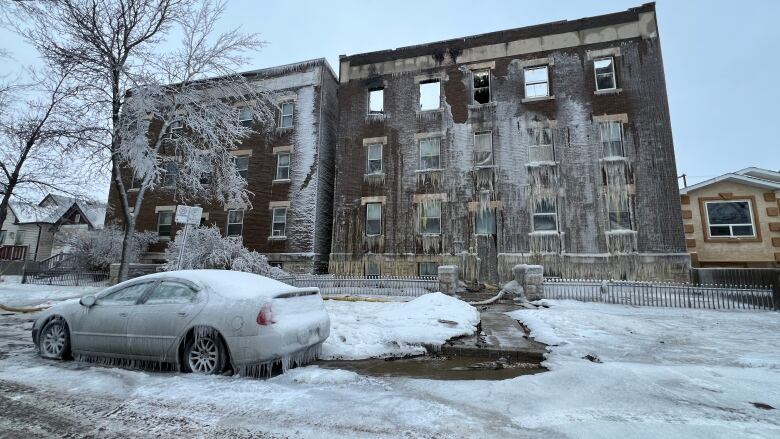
[118, 218, 136, 282]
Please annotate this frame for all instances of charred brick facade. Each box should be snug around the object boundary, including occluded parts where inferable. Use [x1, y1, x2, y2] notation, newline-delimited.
[330, 3, 689, 283]
[107, 59, 338, 273]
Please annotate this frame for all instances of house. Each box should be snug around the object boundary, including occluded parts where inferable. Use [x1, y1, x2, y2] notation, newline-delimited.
[107, 59, 339, 274]
[680, 168, 780, 268]
[330, 3, 689, 283]
[0, 194, 106, 261]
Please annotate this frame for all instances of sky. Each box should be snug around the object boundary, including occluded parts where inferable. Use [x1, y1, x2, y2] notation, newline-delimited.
[1, 0, 778, 200]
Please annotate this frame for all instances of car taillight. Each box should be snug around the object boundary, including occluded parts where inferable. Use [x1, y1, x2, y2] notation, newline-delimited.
[257, 302, 275, 325]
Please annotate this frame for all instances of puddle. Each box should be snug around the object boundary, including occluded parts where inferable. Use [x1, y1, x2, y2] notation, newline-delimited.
[316, 355, 545, 380]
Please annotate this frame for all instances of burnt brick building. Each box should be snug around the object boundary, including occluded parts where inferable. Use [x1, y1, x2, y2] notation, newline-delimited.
[108, 59, 338, 273]
[330, 3, 689, 283]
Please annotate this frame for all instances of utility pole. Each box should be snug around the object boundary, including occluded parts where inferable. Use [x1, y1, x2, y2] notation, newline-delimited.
[678, 174, 687, 188]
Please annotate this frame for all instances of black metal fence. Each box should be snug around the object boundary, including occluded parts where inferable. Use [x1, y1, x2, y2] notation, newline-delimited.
[22, 270, 110, 287]
[278, 275, 438, 297]
[544, 278, 775, 311]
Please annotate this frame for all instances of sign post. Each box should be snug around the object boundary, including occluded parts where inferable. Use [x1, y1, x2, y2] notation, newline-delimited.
[174, 205, 203, 270]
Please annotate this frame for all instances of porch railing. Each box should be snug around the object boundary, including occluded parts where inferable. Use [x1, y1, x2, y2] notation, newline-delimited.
[279, 275, 438, 297]
[0, 245, 27, 261]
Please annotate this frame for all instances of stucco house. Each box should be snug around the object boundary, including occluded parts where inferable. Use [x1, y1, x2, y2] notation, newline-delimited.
[680, 168, 780, 268]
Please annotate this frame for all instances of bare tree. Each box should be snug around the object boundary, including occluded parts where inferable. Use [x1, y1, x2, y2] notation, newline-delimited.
[11, 0, 273, 281]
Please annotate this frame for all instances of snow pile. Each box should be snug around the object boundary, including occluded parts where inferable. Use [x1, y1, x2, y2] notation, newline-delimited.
[283, 366, 361, 385]
[322, 293, 480, 360]
[0, 283, 100, 308]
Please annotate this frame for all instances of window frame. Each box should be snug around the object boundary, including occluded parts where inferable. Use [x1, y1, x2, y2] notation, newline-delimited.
[271, 207, 287, 238]
[600, 121, 625, 157]
[232, 155, 249, 180]
[141, 281, 199, 305]
[704, 200, 756, 239]
[472, 69, 491, 104]
[96, 281, 154, 306]
[594, 56, 617, 91]
[366, 143, 383, 175]
[418, 262, 438, 278]
[226, 208, 244, 237]
[524, 65, 550, 98]
[238, 107, 253, 128]
[607, 194, 632, 231]
[275, 152, 290, 181]
[365, 202, 382, 236]
[365, 261, 381, 278]
[532, 198, 559, 232]
[473, 131, 494, 168]
[161, 161, 178, 188]
[279, 102, 294, 128]
[418, 199, 442, 235]
[368, 88, 384, 114]
[528, 127, 555, 163]
[419, 137, 441, 170]
[475, 207, 497, 235]
[157, 211, 173, 238]
[418, 80, 441, 111]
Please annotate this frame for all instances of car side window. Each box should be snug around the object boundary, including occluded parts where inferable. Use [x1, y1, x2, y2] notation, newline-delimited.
[96, 283, 150, 305]
[143, 281, 198, 305]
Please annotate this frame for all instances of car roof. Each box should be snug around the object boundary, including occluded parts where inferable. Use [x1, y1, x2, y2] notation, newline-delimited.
[137, 270, 301, 299]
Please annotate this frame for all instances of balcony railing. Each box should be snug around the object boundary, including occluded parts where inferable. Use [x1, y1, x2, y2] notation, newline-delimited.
[0, 245, 27, 261]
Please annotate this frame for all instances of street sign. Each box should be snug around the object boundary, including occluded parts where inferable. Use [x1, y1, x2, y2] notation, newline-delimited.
[175, 205, 203, 225]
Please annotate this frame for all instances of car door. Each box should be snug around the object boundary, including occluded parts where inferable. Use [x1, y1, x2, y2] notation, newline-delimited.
[126, 280, 206, 361]
[70, 282, 152, 356]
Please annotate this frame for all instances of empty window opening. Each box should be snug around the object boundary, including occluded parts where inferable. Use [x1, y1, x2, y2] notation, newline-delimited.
[475, 207, 496, 235]
[474, 131, 493, 167]
[419, 262, 438, 278]
[238, 107, 253, 128]
[419, 81, 440, 111]
[157, 211, 173, 237]
[275, 153, 290, 180]
[419, 138, 441, 170]
[594, 57, 617, 91]
[419, 199, 442, 235]
[600, 122, 624, 157]
[528, 127, 554, 163]
[366, 143, 383, 174]
[705, 201, 755, 238]
[473, 70, 490, 104]
[533, 198, 558, 232]
[524, 66, 549, 98]
[279, 102, 294, 128]
[368, 88, 384, 114]
[271, 207, 287, 237]
[365, 203, 382, 236]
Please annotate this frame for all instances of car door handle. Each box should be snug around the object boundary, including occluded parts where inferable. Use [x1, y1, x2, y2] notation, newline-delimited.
[177, 312, 188, 316]
[119, 312, 128, 317]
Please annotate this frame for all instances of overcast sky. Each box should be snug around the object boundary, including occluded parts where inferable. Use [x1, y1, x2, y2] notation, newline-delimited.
[2, 0, 778, 199]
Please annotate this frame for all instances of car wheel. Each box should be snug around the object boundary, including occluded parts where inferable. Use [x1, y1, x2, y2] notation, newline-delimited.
[183, 333, 226, 374]
[39, 319, 71, 360]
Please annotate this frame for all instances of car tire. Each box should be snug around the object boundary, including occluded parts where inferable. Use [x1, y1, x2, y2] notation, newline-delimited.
[39, 319, 71, 360]
[182, 332, 226, 375]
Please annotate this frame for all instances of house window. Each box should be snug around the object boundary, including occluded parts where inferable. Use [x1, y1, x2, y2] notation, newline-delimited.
[472, 69, 490, 104]
[419, 81, 440, 111]
[233, 155, 249, 180]
[269, 261, 283, 269]
[238, 107, 253, 128]
[594, 57, 617, 91]
[528, 127, 554, 163]
[275, 153, 290, 180]
[161, 162, 177, 188]
[365, 261, 380, 278]
[157, 211, 173, 237]
[475, 207, 496, 235]
[226, 209, 244, 236]
[419, 262, 438, 277]
[197, 155, 211, 185]
[14, 231, 24, 245]
[419, 138, 441, 170]
[533, 198, 558, 231]
[365, 203, 382, 236]
[600, 122, 624, 157]
[474, 131, 493, 167]
[164, 120, 183, 141]
[705, 200, 755, 238]
[279, 102, 294, 128]
[524, 66, 549, 98]
[368, 88, 384, 114]
[419, 200, 441, 235]
[366, 143, 382, 174]
[271, 207, 287, 237]
[607, 194, 632, 230]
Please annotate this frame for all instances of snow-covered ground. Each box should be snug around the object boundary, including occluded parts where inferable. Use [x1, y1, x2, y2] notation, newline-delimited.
[0, 277, 101, 307]
[0, 284, 779, 438]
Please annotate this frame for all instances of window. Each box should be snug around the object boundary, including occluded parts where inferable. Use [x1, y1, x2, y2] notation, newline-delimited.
[474, 131, 493, 167]
[144, 282, 197, 305]
[157, 211, 173, 237]
[475, 207, 496, 235]
[419, 262, 438, 277]
[97, 283, 151, 305]
[419, 200, 441, 235]
[594, 57, 617, 91]
[524, 66, 549, 98]
[533, 198, 558, 231]
[365, 261, 380, 278]
[164, 120, 183, 141]
[705, 201, 755, 238]
[366, 143, 382, 174]
[226, 209, 244, 236]
[366, 203, 382, 236]
[279, 102, 294, 128]
[473, 69, 490, 104]
[238, 107, 253, 128]
[419, 138, 441, 170]
[271, 207, 287, 237]
[528, 127, 554, 162]
[419, 81, 440, 110]
[233, 155, 249, 180]
[197, 156, 211, 185]
[368, 88, 384, 114]
[600, 122, 624, 157]
[275, 153, 290, 180]
[14, 231, 24, 245]
[269, 262, 283, 269]
[161, 162, 177, 188]
[607, 194, 632, 230]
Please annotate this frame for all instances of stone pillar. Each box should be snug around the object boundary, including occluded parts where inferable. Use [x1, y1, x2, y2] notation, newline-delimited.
[513, 264, 545, 301]
[438, 265, 460, 296]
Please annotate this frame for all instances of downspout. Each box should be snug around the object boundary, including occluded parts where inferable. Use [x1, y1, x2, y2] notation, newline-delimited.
[34, 224, 42, 261]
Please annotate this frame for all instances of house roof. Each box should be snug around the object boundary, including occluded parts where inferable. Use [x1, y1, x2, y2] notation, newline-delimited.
[8, 194, 106, 228]
[679, 167, 780, 195]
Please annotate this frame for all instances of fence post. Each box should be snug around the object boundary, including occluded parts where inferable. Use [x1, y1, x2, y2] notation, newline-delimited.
[438, 265, 460, 296]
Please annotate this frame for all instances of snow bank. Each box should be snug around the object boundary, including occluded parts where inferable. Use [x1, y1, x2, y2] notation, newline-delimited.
[283, 366, 361, 385]
[0, 282, 101, 308]
[322, 292, 480, 360]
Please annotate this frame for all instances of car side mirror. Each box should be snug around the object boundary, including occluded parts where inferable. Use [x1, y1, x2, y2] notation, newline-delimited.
[80, 295, 96, 307]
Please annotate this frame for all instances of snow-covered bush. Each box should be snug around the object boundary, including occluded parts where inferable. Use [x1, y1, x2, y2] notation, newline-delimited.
[58, 225, 158, 270]
[163, 225, 288, 278]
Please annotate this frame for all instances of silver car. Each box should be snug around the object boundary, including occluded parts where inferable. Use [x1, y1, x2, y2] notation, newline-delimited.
[31, 270, 330, 375]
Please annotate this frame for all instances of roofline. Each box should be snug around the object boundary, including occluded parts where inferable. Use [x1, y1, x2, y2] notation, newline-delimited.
[679, 173, 780, 195]
[735, 167, 780, 181]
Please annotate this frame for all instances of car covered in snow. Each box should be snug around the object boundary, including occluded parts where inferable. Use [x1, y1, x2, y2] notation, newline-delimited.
[31, 270, 330, 375]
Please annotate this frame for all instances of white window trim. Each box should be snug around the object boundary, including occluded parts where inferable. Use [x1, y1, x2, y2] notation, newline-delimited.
[419, 137, 442, 171]
[274, 152, 291, 181]
[365, 202, 382, 236]
[157, 210, 174, 239]
[279, 102, 295, 128]
[600, 121, 625, 157]
[232, 155, 249, 180]
[532, 200, 559, 232]
[418, 199, 442, 235]
[704, 200, 757, 238]
[528, 127, 555, 163]
[524, 66, 550, 99]
[226, 208, 244, 237]
[270, 207, 287, 239]
[366, 143, 383, 175]
[473, 131, 494, 168]
[594, 56, 617, 91]
[238, 107, 253, 127]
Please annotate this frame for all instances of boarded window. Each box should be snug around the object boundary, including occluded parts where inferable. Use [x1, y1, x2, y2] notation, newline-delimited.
[419, 200, 441, 235]
[600, 122, 624, 157]
[275, 153, 290, 180]
[608, 194, 632, 230]
[419, 81, 440, 110]
[271, 207, 287, 237]
[594, 57, 617, 91]
[533, 198, 558, 231]
[279, 102, 294, 128]
[419, 138, 441, 170]
[474, 131, 493, 167]
[705, 201, 755, 237]
[233, 155, 249, 180]
[473, 70, 490, 104]
[238, 107, 253, 128]
[368, 88, 384, 114]
[365, 203, 382, 236]
[419, 262, 438, 277]
[528, 127, 554, 162]
[524, 66, 549, 98]
[226, 209, 244, 236]
[475, 207, 496, 235]
[161, 162, 177, 188]
[157, 211, 173, 237]
[366, 143, 383, 174]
